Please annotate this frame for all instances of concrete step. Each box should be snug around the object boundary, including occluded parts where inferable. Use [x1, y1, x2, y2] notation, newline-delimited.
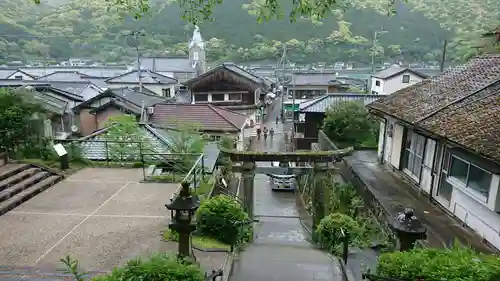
[0, 171, 49, 202]
[0, 175, 62, 216]
[0, 167, 40, 192]
[0, 164, 30, 182]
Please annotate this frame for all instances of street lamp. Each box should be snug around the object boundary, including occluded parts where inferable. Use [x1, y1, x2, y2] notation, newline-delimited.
[165, 181, 200, 259]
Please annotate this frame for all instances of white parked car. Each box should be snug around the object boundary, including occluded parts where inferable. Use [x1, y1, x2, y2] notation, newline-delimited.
[269, 161, 296, 191]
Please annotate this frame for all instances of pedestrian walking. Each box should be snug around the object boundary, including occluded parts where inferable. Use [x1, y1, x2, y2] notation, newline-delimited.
[270, 127, 274, 139]
[263, 127, 268, 140]
[276, 116, 279, 124]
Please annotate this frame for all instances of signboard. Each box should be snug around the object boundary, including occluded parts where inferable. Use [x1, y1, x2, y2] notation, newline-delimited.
[53, 143, 68, 157]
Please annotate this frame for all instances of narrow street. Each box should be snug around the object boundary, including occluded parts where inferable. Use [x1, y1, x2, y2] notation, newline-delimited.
[229, 96, 345, 281]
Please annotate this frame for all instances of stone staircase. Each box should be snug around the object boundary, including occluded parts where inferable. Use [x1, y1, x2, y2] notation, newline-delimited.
[0, 163, 63, 216]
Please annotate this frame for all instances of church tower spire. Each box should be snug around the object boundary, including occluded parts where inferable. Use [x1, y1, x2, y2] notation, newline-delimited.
[189, 25, 206, 75]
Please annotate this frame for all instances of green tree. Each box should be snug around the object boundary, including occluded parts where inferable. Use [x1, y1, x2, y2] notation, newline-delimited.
[104, 114, 152, 161]
[163, 121, 207, 172]
[322, 101, 379, 148]
[0, 88, 44, 154]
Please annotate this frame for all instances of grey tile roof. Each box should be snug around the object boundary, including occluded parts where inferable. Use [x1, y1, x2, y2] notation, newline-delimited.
[223, 63, 265, 85]
[372, 64, 429, 79]
[48, 81, 93, 95]
[140, 57, 194, 73]
[0, 69, 16, 79]
[368, 55, 500, 162]
[37, 71, 87, 81]
[25, 90, 68, 115]
[108, 88, 168, 108]
[20, 67, 128, 78]
[105, 70, 177, 84]
[287, 73, 338, 86]
[299, 93, 381, 113]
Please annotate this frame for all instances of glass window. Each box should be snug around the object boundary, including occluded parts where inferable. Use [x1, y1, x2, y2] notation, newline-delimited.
[449, 156, 468, 184]
[467, 165, 492, 197]
[229, 93, 242, 101]
[211, 94, 225, 101]
[447, 155, 492, 199]
[195, 94, 208, 102]
[402, 75, 410, 83]
[403, 130, 425, 179]
[375, 80, 381, 86]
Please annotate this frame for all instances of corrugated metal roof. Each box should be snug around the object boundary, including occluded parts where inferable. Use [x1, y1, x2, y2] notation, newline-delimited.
[78, 124, 219, 170]
[299, 93, 381, 113]
[78, 125, 172, 161]
[202, 142, 220, 173]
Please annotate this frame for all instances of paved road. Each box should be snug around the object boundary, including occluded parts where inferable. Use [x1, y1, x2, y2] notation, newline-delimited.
[230, 96, 345, 281]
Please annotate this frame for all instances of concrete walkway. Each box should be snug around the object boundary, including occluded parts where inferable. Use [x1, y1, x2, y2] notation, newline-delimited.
[230, 97, 345, 281]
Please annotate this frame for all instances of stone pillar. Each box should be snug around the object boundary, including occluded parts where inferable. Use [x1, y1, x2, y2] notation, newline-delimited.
[312, 163, 328, 235]
[241, 161, 256, 218]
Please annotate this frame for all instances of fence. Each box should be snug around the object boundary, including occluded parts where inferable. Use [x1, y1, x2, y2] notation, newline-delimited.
[56, 139, 147, 163]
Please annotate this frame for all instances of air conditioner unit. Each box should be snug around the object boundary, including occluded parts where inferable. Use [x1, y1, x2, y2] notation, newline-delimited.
[147, 106, 154, 115]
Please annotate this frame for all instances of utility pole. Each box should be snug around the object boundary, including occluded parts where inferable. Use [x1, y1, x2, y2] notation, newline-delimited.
[371, 29, 388, 73]
[440, 40, 447, 72]
[277, 45, 290, 121]
[129, 30, 145, 92]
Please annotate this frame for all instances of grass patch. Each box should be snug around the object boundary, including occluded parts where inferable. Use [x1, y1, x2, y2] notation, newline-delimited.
[163, 229, 230, 251]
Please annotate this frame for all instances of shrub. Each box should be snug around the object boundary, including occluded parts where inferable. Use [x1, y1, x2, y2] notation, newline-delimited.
[315, 212, 364, 255]
[196, 195, 252, 245]
[376, 246, 500, 281]
[92, 253, 204, 281]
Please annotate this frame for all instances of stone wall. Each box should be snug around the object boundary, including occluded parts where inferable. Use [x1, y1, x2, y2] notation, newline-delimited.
[317, 130, 396, 241]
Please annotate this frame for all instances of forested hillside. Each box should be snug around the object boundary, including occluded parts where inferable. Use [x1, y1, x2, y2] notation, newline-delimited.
[0, 0, 498, 64]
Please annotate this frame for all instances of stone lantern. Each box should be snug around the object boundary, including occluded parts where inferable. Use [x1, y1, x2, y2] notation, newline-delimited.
[390, 208, 427, 251]
[165, 181, 200, 259]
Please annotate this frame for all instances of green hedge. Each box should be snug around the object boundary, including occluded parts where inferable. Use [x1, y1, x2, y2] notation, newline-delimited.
[196, 195, 252, 245]
[376, 246, 500, 281]
[92, 253, 204, 281]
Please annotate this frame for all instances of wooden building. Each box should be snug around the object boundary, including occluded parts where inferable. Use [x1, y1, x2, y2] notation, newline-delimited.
[184, 62, 271, 107]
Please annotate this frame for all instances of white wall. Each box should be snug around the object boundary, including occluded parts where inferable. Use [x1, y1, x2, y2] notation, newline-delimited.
[450, 178, 500, 250]
[371, 71, 425, 95]
[379, 116, 500, 251]
[193, 93, 243, 103]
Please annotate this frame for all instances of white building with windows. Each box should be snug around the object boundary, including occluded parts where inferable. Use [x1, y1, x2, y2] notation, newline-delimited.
[370, 65, 428, 95]
[368, 55, 500, 250]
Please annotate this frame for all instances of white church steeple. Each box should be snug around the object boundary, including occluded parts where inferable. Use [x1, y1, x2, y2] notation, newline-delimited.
[189, 25, 206, 75]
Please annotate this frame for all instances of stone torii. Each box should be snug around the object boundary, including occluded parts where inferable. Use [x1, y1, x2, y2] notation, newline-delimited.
[218, 146, 354, 230]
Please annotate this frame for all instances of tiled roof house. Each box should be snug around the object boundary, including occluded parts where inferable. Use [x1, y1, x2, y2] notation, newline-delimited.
[367, 55, 500, 251]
